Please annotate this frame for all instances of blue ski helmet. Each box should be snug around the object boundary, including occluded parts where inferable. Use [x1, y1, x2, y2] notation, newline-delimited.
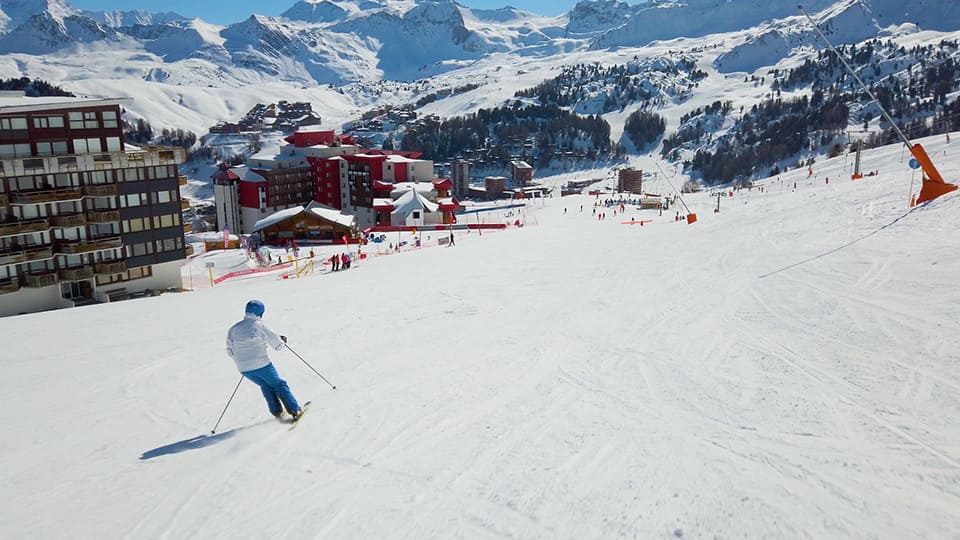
[245, 299, 265, 317]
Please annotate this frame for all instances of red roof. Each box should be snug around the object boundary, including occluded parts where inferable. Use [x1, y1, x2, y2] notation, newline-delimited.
[373, 180, 395, 192]
[432, 178, 453, 190]
[210, 163, 240, 182]
[284, 130, 336, 147]
[359, 149, 424, 159]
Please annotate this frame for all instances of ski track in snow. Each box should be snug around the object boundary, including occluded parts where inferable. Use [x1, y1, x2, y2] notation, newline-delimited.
[1, 133, 960, 538]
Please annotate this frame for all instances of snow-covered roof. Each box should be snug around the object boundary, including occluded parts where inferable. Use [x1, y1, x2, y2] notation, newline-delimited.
[251, 206, 305, 233]
[304, 201, 355, 228]
[391, 187, 438, 217]
[249, 145, 306, 163]
[0, 92, 132, 113]
[385, 154, 419, 163]
[250, 202, 355, 234]
[242, 173, 267, 184]
[196, 232, 239, 241]
[390, 182, 436, 197]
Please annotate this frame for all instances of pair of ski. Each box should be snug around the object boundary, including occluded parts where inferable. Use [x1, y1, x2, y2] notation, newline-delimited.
[280, 400, 311, 430]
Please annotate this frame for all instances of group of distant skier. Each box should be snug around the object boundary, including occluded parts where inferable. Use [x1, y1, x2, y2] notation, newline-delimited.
[328, 252, 352, 271]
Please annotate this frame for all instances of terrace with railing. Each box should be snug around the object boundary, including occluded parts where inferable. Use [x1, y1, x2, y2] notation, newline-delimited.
[0, 146, 186, 178]
[11, 188, 84, 205]
[0, 278, 20, 295]
[0, 245, 55, 266]
[55, 235, 122, 255]
[58, 266, 95, 281]
[50, 213, 86, 228]
[94, 260, 127, 274]
[0, 216, 51, 237]
[22, 270, 58, 289]
[83, 184, 118, 197]
[87, 210, 120, 224]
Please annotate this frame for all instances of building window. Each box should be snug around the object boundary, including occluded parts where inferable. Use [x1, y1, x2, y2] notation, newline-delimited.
[120, 193, 148, 208]
[69, 111, 99, 129]
[0, 143, 32, 157]
[0, 117, 27, 130]
[73, 138, 103, 153]
[102, 111, 118, 129]
[33, 116, 65, 129]
[152, 190, 169, 204]
[124, 242, 154, 258]
[121, 168, 142, 182]
[122, 217, 151, 233]
[35, 141, 69, 156]
[155, 237, 183, 252]
[105, 137, 121, 152]
[85, 170, 107, 184]
[152, 213, 180, 229]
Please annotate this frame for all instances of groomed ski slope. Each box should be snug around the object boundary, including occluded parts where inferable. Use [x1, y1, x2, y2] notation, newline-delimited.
[1, 134, 959, 539]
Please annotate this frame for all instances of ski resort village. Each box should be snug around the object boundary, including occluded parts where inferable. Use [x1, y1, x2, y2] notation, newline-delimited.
[1, 0, 960, 538]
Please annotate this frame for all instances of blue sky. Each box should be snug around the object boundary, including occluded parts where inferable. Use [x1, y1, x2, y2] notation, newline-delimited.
[70, 1, 589, 25]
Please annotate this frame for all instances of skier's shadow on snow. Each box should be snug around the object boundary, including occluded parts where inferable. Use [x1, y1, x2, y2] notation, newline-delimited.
[139, 421, 269, 460]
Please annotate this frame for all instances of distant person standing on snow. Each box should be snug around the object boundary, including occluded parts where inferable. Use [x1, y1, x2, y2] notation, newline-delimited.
[226, 300, 303, 420]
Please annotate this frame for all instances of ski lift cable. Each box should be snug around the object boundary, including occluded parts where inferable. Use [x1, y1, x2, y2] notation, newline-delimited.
[655, 161, 692, 215]
[798, 5, 914, 150]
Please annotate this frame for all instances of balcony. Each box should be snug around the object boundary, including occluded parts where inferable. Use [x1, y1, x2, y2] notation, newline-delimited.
[0, 249, 24, 266]
[180, 199, 190, 210]
[59, 266, 94, 281]
[184, 244, 194, 256]
[0, 279, 19, 295]
[56, 235, 122, 255]
[183, 222, 193, 233]
[84, 184, 118, 197]
[23, 246, 55, 263]
[0, 146, 185, 178]
[50, 213, 86, 228]
[179, 176, 189, 186]
[87, 210, 120, 224]
[0, 245, 55, 266]
[94, 260, 127, 274]
[92, 153, 115, 169]
[0, 217, 51, 237]
[142, 146, 185, 165]
[11, 188, 84, 205]
[22, 271, 58, 289]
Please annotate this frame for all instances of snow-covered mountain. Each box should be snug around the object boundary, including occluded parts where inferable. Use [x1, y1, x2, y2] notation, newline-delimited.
[714, 0, 960, 73]
[84, 9, 188, 28]
[0, 0, 956, 143]
[3, 0, 953, 83]
[0, 0, 77, 33]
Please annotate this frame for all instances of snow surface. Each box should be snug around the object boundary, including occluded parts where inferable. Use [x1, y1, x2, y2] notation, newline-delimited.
[2, 132, 959, 538]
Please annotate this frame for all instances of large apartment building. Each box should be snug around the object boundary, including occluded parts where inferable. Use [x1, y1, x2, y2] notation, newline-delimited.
[312, 150, 434, 229]
[215, 128, 437, 233]
[215, 129, 359, 235]
[0, 91, 188, 317]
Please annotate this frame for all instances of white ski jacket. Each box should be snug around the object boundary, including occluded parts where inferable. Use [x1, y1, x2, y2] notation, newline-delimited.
[226, 313, 285, 373]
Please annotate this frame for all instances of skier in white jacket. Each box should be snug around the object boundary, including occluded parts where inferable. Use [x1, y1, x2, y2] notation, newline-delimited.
[226, 299, 303, 420]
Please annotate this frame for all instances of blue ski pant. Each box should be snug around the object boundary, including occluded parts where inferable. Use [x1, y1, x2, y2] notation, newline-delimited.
[242, 363, 300, 416]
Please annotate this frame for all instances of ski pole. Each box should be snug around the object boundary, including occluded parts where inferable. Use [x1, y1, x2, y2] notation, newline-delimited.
[285, 343, 337, 390]
[210, 375, 244, 434]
